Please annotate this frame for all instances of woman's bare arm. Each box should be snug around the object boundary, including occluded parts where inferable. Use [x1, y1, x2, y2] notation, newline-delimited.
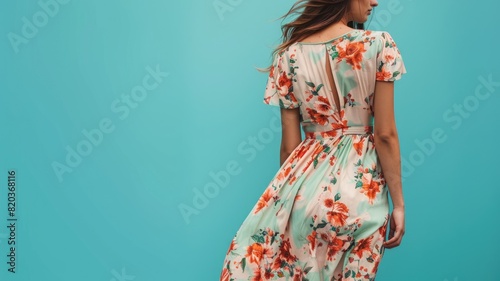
[373, 80, 405, 248]
[279, 107, 302, 167]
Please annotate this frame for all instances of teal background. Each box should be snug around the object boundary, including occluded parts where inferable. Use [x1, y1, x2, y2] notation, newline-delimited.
[0, 0, 499, 280]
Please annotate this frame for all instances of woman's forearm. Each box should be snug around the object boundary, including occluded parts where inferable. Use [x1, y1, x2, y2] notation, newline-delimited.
[280, 147, 292, 167]
[374, 135, 405, 209]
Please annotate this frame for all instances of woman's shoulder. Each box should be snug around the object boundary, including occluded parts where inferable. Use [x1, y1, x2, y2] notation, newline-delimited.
[360, 30, 401, 50]
[361, 29, 392, 38]
[363, 29, 400, 41]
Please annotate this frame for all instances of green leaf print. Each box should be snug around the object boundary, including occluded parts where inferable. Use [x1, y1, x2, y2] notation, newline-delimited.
[323, 144, 331, 153]
[316, 221, 327, 229]
[367, 255, 374, 263]
[329, 47, 339, 60]
[305, 81, 316, 88]
[251, 234, 265, 243]
[345, 270, 352, 278]
[316, 84, 324, 93]
[392, 71, 400, 78]
[355, 181, 363, 188]
[304, 266, 313, 274]
[377, 61, 384, 72]
[332, 177, 337, 185]
[334, 192, 341, 201]
[241, 257, 246, 272]
[279, 98, 285, 108]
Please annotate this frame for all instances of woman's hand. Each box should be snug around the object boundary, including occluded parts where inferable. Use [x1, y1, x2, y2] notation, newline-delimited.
[383, 206, 405, 248]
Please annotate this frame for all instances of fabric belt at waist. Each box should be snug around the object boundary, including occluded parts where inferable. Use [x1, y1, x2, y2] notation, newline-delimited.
[304, 125, 373, 140]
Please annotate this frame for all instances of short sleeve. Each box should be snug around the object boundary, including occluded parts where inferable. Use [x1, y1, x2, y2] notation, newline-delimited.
[376, 31, 407, 82]
[263, 52, 300, 109]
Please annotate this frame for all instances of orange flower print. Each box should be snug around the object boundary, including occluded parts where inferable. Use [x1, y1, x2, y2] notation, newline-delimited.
[276, 166, 292, 180]
[246, 243, 264, 264]
[384, 54, 395, 62]
[306, 108, 330, 125]
[277, 68, 293, 96]
[324, 198, 334, 208]
[254, 188, 274, 214]
[329, 155, 336, 166]
[314, 96, 333, 114]
[251, 268, 262, 281]
[293, 267, 305, 281]
[226, 238, 237, 255]
[336, 41, 366, 70]
[321, 130, 339, 138]
[352, 236, 373, 258]
[307, 230, 317, 252]
[326, 202, 349, 227]
[376, 66, 392, 81]
[294, 145, 308, 161]
[289, 91, 299, 104]
[379, 220, 388, 237]
[353, 138, 364, 156]
[331, 119, 348, 130]
[274, 238, 297, 266]
[312, 143, 325, 156]
[220, 267, 230, 281]
[372, 254, 383, 274]
[317, 96, 330, 105]
[361, 173, 381, 204]
[327, 236, 345, 261]
[314, 100, 333, 115]
[262, 244, 274, 260]
[264, 267, 275, 279]
[265, 228, 275, 244]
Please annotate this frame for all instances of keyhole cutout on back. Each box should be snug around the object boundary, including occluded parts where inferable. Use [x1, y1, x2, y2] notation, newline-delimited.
[325, 48, 341, 113]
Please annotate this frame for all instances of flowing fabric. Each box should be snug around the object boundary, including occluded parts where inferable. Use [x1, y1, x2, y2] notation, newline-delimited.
[220, 29, 407, 281]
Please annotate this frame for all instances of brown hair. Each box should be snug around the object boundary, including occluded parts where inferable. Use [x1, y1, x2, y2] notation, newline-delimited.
[257, 0, 366, 73]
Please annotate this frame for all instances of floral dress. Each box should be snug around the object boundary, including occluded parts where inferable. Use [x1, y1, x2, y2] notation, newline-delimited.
[220, 29, 407, 281]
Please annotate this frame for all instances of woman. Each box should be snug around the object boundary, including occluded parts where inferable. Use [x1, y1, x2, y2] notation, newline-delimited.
[220, 0, 406, 280]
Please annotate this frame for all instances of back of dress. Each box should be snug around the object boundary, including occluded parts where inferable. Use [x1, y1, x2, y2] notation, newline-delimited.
[220, 29, 407, 281]
[263, 29, 406, 139]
